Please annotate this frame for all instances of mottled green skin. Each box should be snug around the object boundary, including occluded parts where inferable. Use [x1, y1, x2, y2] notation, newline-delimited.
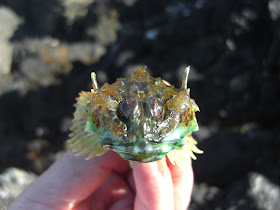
[85, 68, 199, 162]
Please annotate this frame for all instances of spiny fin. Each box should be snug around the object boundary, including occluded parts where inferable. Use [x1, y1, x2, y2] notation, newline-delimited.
[67, 91, 107, 159]
[167, 133, 203, 167]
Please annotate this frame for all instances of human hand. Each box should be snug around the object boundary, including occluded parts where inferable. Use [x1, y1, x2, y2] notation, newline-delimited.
[9, 150, 193, 210]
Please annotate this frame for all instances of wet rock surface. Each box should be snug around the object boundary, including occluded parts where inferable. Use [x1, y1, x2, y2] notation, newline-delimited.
[0, 0, 280, 209]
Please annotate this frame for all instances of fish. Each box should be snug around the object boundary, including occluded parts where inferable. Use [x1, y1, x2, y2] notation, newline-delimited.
[67, 66, 203, 167]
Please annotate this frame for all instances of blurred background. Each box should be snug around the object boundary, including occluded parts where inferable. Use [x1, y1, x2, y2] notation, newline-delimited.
[0, 0, 280, 209]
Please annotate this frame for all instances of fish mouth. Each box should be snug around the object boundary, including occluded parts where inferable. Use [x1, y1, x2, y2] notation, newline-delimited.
[100, 138, 185, 162]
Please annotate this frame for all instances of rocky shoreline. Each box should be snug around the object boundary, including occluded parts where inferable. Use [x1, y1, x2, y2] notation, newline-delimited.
[0, 0, 280, 209]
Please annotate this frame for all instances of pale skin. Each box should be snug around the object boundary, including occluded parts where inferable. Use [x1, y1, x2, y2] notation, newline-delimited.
[9, 150, 194, 210]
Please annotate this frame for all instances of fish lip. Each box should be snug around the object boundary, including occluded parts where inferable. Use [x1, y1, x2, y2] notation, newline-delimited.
[100, 138, 185, 155]
[103, 144, 167, 155]
[100, 138, 181, 147]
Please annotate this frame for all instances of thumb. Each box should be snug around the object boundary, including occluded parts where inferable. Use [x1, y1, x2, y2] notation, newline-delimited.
[133, 158, 174, 210]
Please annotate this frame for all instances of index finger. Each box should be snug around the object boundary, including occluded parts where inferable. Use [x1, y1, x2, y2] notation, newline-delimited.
[167, 156, 194, 210]
[9, 150, 124, 209]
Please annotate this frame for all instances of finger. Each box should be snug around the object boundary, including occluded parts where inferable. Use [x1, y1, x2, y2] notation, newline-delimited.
[133, 158, 174, 210]
[71, 195, 92, 210]
[91, 173, 134, 210]
[112, 158, 131, 175]
[70, 161, 132, 210]
[9, 150, 123, 210]
[167, 156, 194, 210]
[127, 170, 136, 192]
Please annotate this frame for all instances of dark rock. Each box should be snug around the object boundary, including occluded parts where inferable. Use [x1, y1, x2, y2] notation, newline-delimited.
[193, 129, 279, 187]
[27, 0, 64, 35]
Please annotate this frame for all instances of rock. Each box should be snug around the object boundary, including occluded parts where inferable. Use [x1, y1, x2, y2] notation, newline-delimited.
[28, 0, 63, 35]
[0, 74, 12, 92]
[85, 1, 120, 46]
[192, 129, 278, 186]
[190, 170, 280, 210]
[268, 0, 280, 20]
[120, 0, 138, 7]
[0, 1, 279, 210]
[249, 172, 280, 210]
[190, 183, 220, 210]
[0, 168, 37, 210]
[206, 174, 257, 210]
[1, 0, 26, 17]
[0, 7, 22, 86]
[0, 7, 22, 41]
[60, 0, 95, 26]
[67, 42, 106, 64]
[0, 41, 13, 75]
[0, 38, 106, 95]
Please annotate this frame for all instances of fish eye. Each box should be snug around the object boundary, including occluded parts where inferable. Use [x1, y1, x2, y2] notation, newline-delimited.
[149, 97, 165, 121]
[164, 96, 173, 103]
[117, 97, 137, 123]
